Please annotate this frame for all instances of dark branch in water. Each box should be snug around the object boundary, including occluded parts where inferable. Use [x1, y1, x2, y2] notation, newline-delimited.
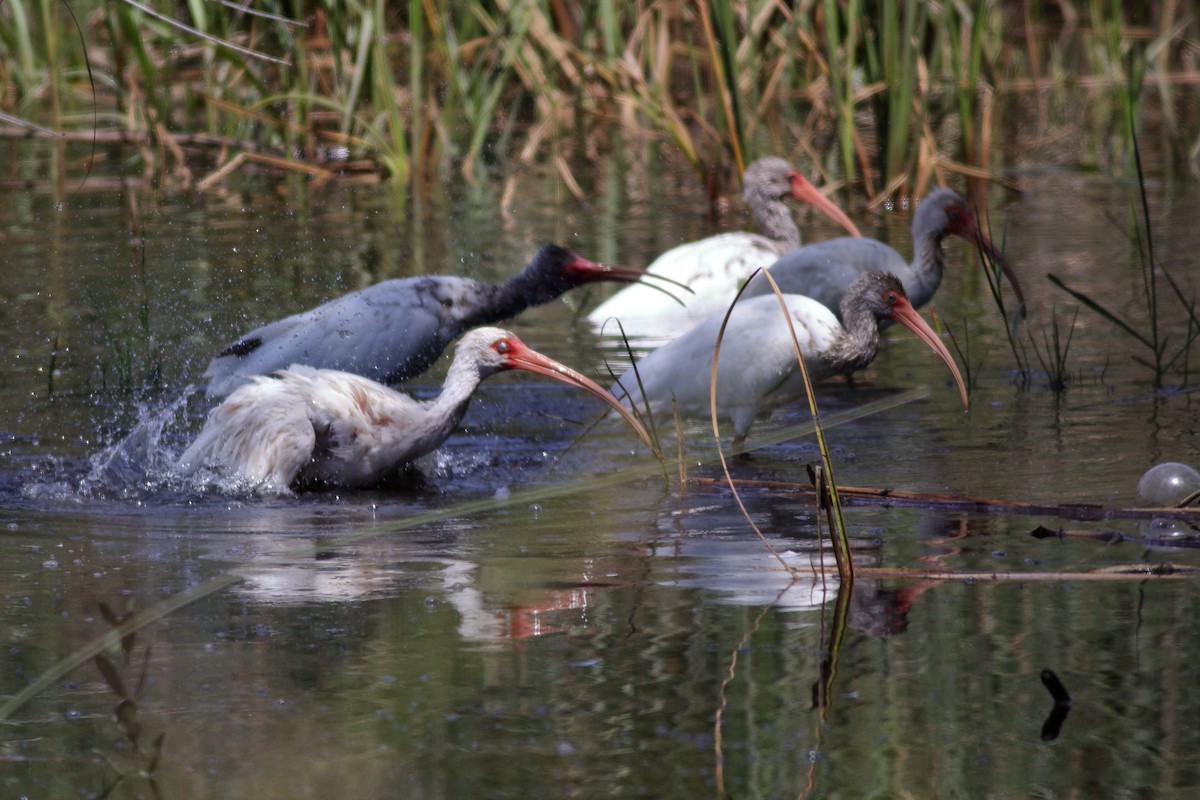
[694, 477, 1200, 522]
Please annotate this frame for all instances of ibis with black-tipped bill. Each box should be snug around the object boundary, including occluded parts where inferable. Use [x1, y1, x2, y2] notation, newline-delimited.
[205, 243, 657, 397]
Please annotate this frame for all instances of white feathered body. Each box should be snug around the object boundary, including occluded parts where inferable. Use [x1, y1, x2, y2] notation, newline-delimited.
[586, 156, 861, 346]
[587, 233, 785, 343]
[179, 365, 473, 492]
[612, 293, 843, 441]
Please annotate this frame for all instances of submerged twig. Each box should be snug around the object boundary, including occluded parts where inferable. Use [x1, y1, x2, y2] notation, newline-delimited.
[857, 563, 1199, 580]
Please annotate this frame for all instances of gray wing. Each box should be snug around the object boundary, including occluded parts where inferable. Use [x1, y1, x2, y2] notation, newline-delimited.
[742, 237, 906, 317]
[204, 276, 486, 396]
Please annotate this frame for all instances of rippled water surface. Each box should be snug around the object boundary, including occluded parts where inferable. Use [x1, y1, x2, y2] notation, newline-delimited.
[2, 152, 1199, 798]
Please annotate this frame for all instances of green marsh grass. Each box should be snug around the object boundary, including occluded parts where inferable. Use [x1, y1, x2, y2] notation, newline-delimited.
[4, 1, 1197, 201]
[710, 270, 854, 585]
[1028, 306, 1079, 393]
[944, 321, 989, 395]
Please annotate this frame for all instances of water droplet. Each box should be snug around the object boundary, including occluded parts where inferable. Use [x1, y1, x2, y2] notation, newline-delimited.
[1136, 462, 1200, 506]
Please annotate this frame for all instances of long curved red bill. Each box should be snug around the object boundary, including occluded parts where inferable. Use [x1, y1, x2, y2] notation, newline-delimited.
[564, 253, 652, 285]
[889, 297, 970, 410]
[502, 338, 661, 457]
[974, 236, 1024, 317]
[789, 173, 862, 238]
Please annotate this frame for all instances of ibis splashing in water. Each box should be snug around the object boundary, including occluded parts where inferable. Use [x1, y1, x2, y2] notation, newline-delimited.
[180, 327, 657, 492]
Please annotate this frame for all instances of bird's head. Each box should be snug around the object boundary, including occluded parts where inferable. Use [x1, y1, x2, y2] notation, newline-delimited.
[519, 243, 649, 300]
[742, 157, 861, 237]
[846, 272, 969, 410]
[455, 327, 660, 455]
[920, 188, 1025, 315]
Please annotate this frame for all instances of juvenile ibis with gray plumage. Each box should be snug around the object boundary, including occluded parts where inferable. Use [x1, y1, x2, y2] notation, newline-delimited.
[179, 327, 658, 492]
[742, 187, 1023, 318]
[587, 157, 861, 343]
[613, 272, 968, 451]
[205, 243, 654, 397]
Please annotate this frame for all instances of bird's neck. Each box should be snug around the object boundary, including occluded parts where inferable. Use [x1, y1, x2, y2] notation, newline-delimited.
[413, 358, 490, 454]
[905, 227, 948, 308]
[750, 196, 802, 251]
[819, 306, 881, 374]
[468, 270, 558, 328]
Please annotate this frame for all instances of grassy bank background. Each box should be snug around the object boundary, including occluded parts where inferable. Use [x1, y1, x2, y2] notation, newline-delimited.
[1, 1, 1197, 201]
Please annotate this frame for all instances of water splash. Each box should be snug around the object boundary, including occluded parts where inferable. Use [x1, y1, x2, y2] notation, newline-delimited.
[79, 389, 197, 498]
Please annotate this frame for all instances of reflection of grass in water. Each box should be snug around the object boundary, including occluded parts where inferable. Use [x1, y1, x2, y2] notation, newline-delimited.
[0, 389, 928, 725]
[91, 298, 160, 396]
[92, 601, 165, 800]
[1048, 88, 1200, 389]
[89, 216, 162, 396]
[46, 333, 61, 396]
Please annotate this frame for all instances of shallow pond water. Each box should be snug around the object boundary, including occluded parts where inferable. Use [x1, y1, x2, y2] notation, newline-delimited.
[2, 149, 1200, 798]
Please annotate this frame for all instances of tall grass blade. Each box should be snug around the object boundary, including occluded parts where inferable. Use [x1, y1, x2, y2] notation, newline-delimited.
[755, 270, 853, 584]
[706, 269, 853, 584]
[1046, 274, 1152, 348]
[120, 0, 288, 64]
[702, 0, 745, 175]
[822, 0, 859, 191]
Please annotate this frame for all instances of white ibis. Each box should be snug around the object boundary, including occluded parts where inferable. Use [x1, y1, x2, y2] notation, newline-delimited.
[204, 243, 656, 397]
[178, 327, 657, 492]
[586, 157, 861, 343]
[613, 272, 968, 451]
[742, 187, 1024, 318]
